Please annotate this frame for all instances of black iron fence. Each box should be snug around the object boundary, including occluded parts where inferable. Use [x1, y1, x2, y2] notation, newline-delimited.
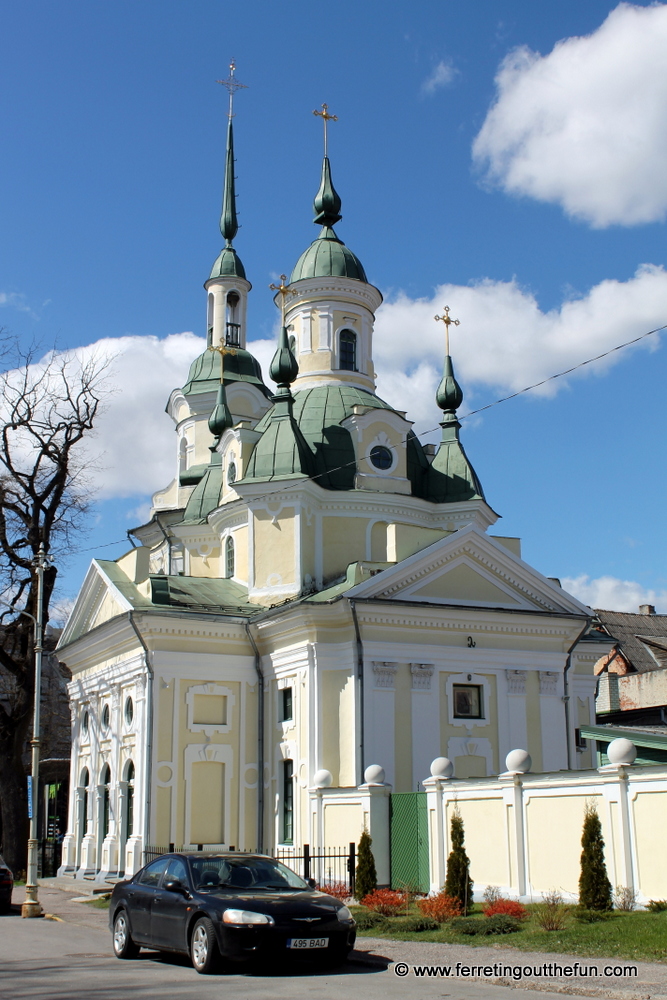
[143, 842, 356, 894]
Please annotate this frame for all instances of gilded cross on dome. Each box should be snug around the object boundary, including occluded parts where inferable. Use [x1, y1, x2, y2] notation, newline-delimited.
[269, 274, 297, 325]
[313, 103, 338, 157]
[434, 305, 460, 357]
[208, 340, 237, 383]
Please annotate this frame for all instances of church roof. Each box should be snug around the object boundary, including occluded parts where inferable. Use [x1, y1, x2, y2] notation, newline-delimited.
[182, 458, 223, 523]
[181, 345, 271, 399]
[95, 561, 261, 616]
[290, 227, 367, 283]
[209, 245, 246, 280]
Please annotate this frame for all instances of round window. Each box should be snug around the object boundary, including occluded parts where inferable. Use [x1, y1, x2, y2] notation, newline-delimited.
[370, 445, 393, 470]
[228, 461, 237, 485]
[102, 703, 110, 730]
[82, 709, 89, 737]
[124, 696, 134, 726]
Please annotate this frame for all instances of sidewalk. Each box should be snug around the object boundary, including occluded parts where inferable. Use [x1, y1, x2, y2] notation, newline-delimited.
[37, 875, 118, 896]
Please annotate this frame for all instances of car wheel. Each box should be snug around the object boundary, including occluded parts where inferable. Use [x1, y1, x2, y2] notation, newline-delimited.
[112, 910, 140, 959]
[190, 916, 221, 975]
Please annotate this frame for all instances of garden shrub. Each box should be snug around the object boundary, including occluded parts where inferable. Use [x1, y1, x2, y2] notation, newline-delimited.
[451, 914, 520, 936]
[647, 899, 667, 913]
[534, 890, 567, 931]
[318, 881, 350, 901]
[354, 829, 378, 902]
[579, 804, 612, 911]
[613, 886, 638, 911]
[444, 811, 473, 915]
[483, 898, 528, 921]
[398, 916, 441, 933]
[574, 908, 613, 923]
[483, 884, 502, 904]
[353, 909, 389, 931]
[417, 890, 462, 923]
[360, 888, 407, 916]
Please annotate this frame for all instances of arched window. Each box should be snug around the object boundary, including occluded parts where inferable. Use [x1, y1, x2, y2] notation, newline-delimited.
[101, 764, 111, 840]
[339, 329, 357, 371]
[225, 535, 235, 579]
[125, 761, 135, 840]
[207, 292, 214, 347]
[179, 437, 188, 475]
[225, 291, 240, 346]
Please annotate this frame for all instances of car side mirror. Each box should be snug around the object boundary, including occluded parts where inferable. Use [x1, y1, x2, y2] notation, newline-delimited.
[307, 877, 317, 889]
[163, 877, 187, 895]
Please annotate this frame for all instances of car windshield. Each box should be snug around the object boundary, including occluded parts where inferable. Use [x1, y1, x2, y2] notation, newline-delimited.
[189, 856, 308, 891]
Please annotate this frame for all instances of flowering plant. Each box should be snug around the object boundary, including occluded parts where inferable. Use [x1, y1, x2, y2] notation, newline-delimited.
[483, 898, 528, 920]
[359, 888, 407, 916]
[416, 891, 462, 922]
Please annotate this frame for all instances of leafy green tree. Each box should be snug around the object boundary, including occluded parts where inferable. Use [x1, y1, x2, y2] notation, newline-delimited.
[354, 829, 377, 901]
[444, 811, 473, 914]
[578, 803, 612, 911]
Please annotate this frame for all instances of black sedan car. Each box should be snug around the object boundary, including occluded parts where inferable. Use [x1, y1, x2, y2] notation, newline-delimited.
[109, 852, 356, 974]
[0, 855, 13, 911]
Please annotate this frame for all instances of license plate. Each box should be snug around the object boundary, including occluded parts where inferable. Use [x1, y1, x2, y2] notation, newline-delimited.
[287, 937, 329, 950]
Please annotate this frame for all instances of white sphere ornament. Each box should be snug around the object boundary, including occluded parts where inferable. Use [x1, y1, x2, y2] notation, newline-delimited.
[313, 769, 333, 788]
[607, 738, 637, 766]
[505, 749, 532, 773]
[430, 757, 454, 778]
[364, 764, 385, 784]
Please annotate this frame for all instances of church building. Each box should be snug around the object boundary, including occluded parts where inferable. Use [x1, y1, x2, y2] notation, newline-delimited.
[57, 83, 610, 881]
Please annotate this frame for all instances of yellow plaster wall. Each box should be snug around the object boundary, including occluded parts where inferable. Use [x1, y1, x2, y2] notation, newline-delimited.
[157, 679, 174, 764]
[188, 550, 221, 579]
[525, 672, 543, 773]
[394, 666, 413, 793]
[439, 672, 499, 775]
[413, 562, 522, 605]
[632, 791, 667, 898]
[253, 510, 296, 588]
[322, 517, 369, 582]
[320, 670, 353, 785]
[190, 761, 225, 844]
[456, 798, 510, 887]
[387, 524, 449, 563]
[155, 785, 171, 845]
[323, 803, 364, 848]
[90, 591, 127, 629]
[525, 794, 602, 895]
[233, 525, 249, 584]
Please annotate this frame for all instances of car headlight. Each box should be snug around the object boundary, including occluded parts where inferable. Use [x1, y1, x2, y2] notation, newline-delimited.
[337, 905, 353, 922]
[222, 909, 275, 926]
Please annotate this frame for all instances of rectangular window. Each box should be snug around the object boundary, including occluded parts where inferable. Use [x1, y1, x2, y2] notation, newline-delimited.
[281, 687, 293, 722]
[282, 759, 293, 844]
[453, 684, 483, 719]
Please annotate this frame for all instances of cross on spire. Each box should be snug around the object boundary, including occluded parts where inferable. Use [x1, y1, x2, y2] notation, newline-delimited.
[208, 341, 237, 383]
[313, 103, 338, 157]
[216, 59, 248, 119]
[269, 274, 297, 325]
[434, 305, 460, 357]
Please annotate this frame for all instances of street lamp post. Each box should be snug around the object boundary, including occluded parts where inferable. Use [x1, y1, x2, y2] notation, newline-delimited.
[21, 543, 49, 919]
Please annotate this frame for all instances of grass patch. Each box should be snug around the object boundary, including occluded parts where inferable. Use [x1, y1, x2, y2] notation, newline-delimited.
[84, 896, 110, 909]
[351, 904, 667, 963]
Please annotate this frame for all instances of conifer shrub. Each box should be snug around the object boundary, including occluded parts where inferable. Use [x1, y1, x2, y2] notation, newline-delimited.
[353, 909, 389, 931]
[451, 914, 520, 936]
[359, 888, 407, 916]
[578, 804, 613, 911]
[483, 898, 528, 921]
[444, 811, 473, 915]
[647, 899, 667, 913]
[354, 829, 378, 902]
[398, 915, 441, 933]
[416, 890, 462, 922]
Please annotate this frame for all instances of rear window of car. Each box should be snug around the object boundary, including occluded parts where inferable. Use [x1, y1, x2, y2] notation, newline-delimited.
[137, 857, 169, 886]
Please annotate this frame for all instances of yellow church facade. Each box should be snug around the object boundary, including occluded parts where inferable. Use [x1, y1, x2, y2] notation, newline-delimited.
[57, 95, 611, 882]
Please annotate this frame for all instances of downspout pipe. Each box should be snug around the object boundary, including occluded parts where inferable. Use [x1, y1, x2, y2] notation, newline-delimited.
[128, 613, 154, 859]
[563, 617, 592, 771]
[245, 622, 264, 853]
[349, 599, 365, 785]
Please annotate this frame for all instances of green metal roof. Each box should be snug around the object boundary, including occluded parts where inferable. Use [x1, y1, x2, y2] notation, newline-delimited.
[209, 245, 246, 280]
[290, 227, 367, 283]
[181, 346, 271, 399]
[242, 393, 314, 483]
[150, 574, 261, 615]
[182, 458, 223, 523]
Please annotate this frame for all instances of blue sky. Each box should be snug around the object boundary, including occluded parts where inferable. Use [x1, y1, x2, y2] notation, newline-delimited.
[2, 1, 667, 615]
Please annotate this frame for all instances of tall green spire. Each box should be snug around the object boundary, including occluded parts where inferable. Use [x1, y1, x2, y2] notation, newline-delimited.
[269, 326, 299, 389]
[220, 118, 239, 244]
[208, 380, 233, 449]
[428, 354, 485, 503]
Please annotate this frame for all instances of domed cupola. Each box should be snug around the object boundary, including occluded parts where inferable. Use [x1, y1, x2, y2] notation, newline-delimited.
[282, 105, 382, 395]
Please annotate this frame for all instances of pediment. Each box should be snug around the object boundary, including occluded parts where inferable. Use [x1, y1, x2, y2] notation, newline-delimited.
[58, 560, 135, 647]
[348, 523, 590, 616]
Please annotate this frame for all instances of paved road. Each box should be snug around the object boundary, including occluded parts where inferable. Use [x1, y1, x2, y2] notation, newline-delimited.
[1, 887, 664, 1000]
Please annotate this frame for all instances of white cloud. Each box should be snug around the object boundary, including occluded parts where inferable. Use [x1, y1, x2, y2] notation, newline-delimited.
[0, 291, 38, 318]
[373, 264, 667, 433]
[422, 59, 457, 94]
[561, 574, 667, 614]
[472, 3, 667, 227]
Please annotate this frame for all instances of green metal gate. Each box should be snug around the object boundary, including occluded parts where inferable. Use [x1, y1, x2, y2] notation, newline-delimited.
[390, 792, 429, 892]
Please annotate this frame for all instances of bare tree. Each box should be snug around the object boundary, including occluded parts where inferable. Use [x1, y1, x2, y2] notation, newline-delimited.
[0, 335, 108, 873]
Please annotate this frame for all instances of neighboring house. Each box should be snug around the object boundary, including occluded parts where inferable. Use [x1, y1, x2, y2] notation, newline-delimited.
[595, 607, 667, 726]
[56, 112, 613, 882]
[580, 722, 667, 766]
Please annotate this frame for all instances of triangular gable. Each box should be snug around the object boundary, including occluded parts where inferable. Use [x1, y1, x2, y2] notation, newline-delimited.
[58, 560, 138, 647]
[347, 523, 591, 615]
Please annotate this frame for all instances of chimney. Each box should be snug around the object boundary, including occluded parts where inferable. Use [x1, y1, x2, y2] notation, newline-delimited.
[639, 604, 656, 615]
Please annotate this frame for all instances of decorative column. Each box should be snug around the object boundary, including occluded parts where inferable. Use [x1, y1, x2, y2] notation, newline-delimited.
[422, 757, 454, 892]
[410, 664, 435, 790]
[358, 766, 392, 888]
[368, 662, 397, 787]
[505, 670, 528, 753]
